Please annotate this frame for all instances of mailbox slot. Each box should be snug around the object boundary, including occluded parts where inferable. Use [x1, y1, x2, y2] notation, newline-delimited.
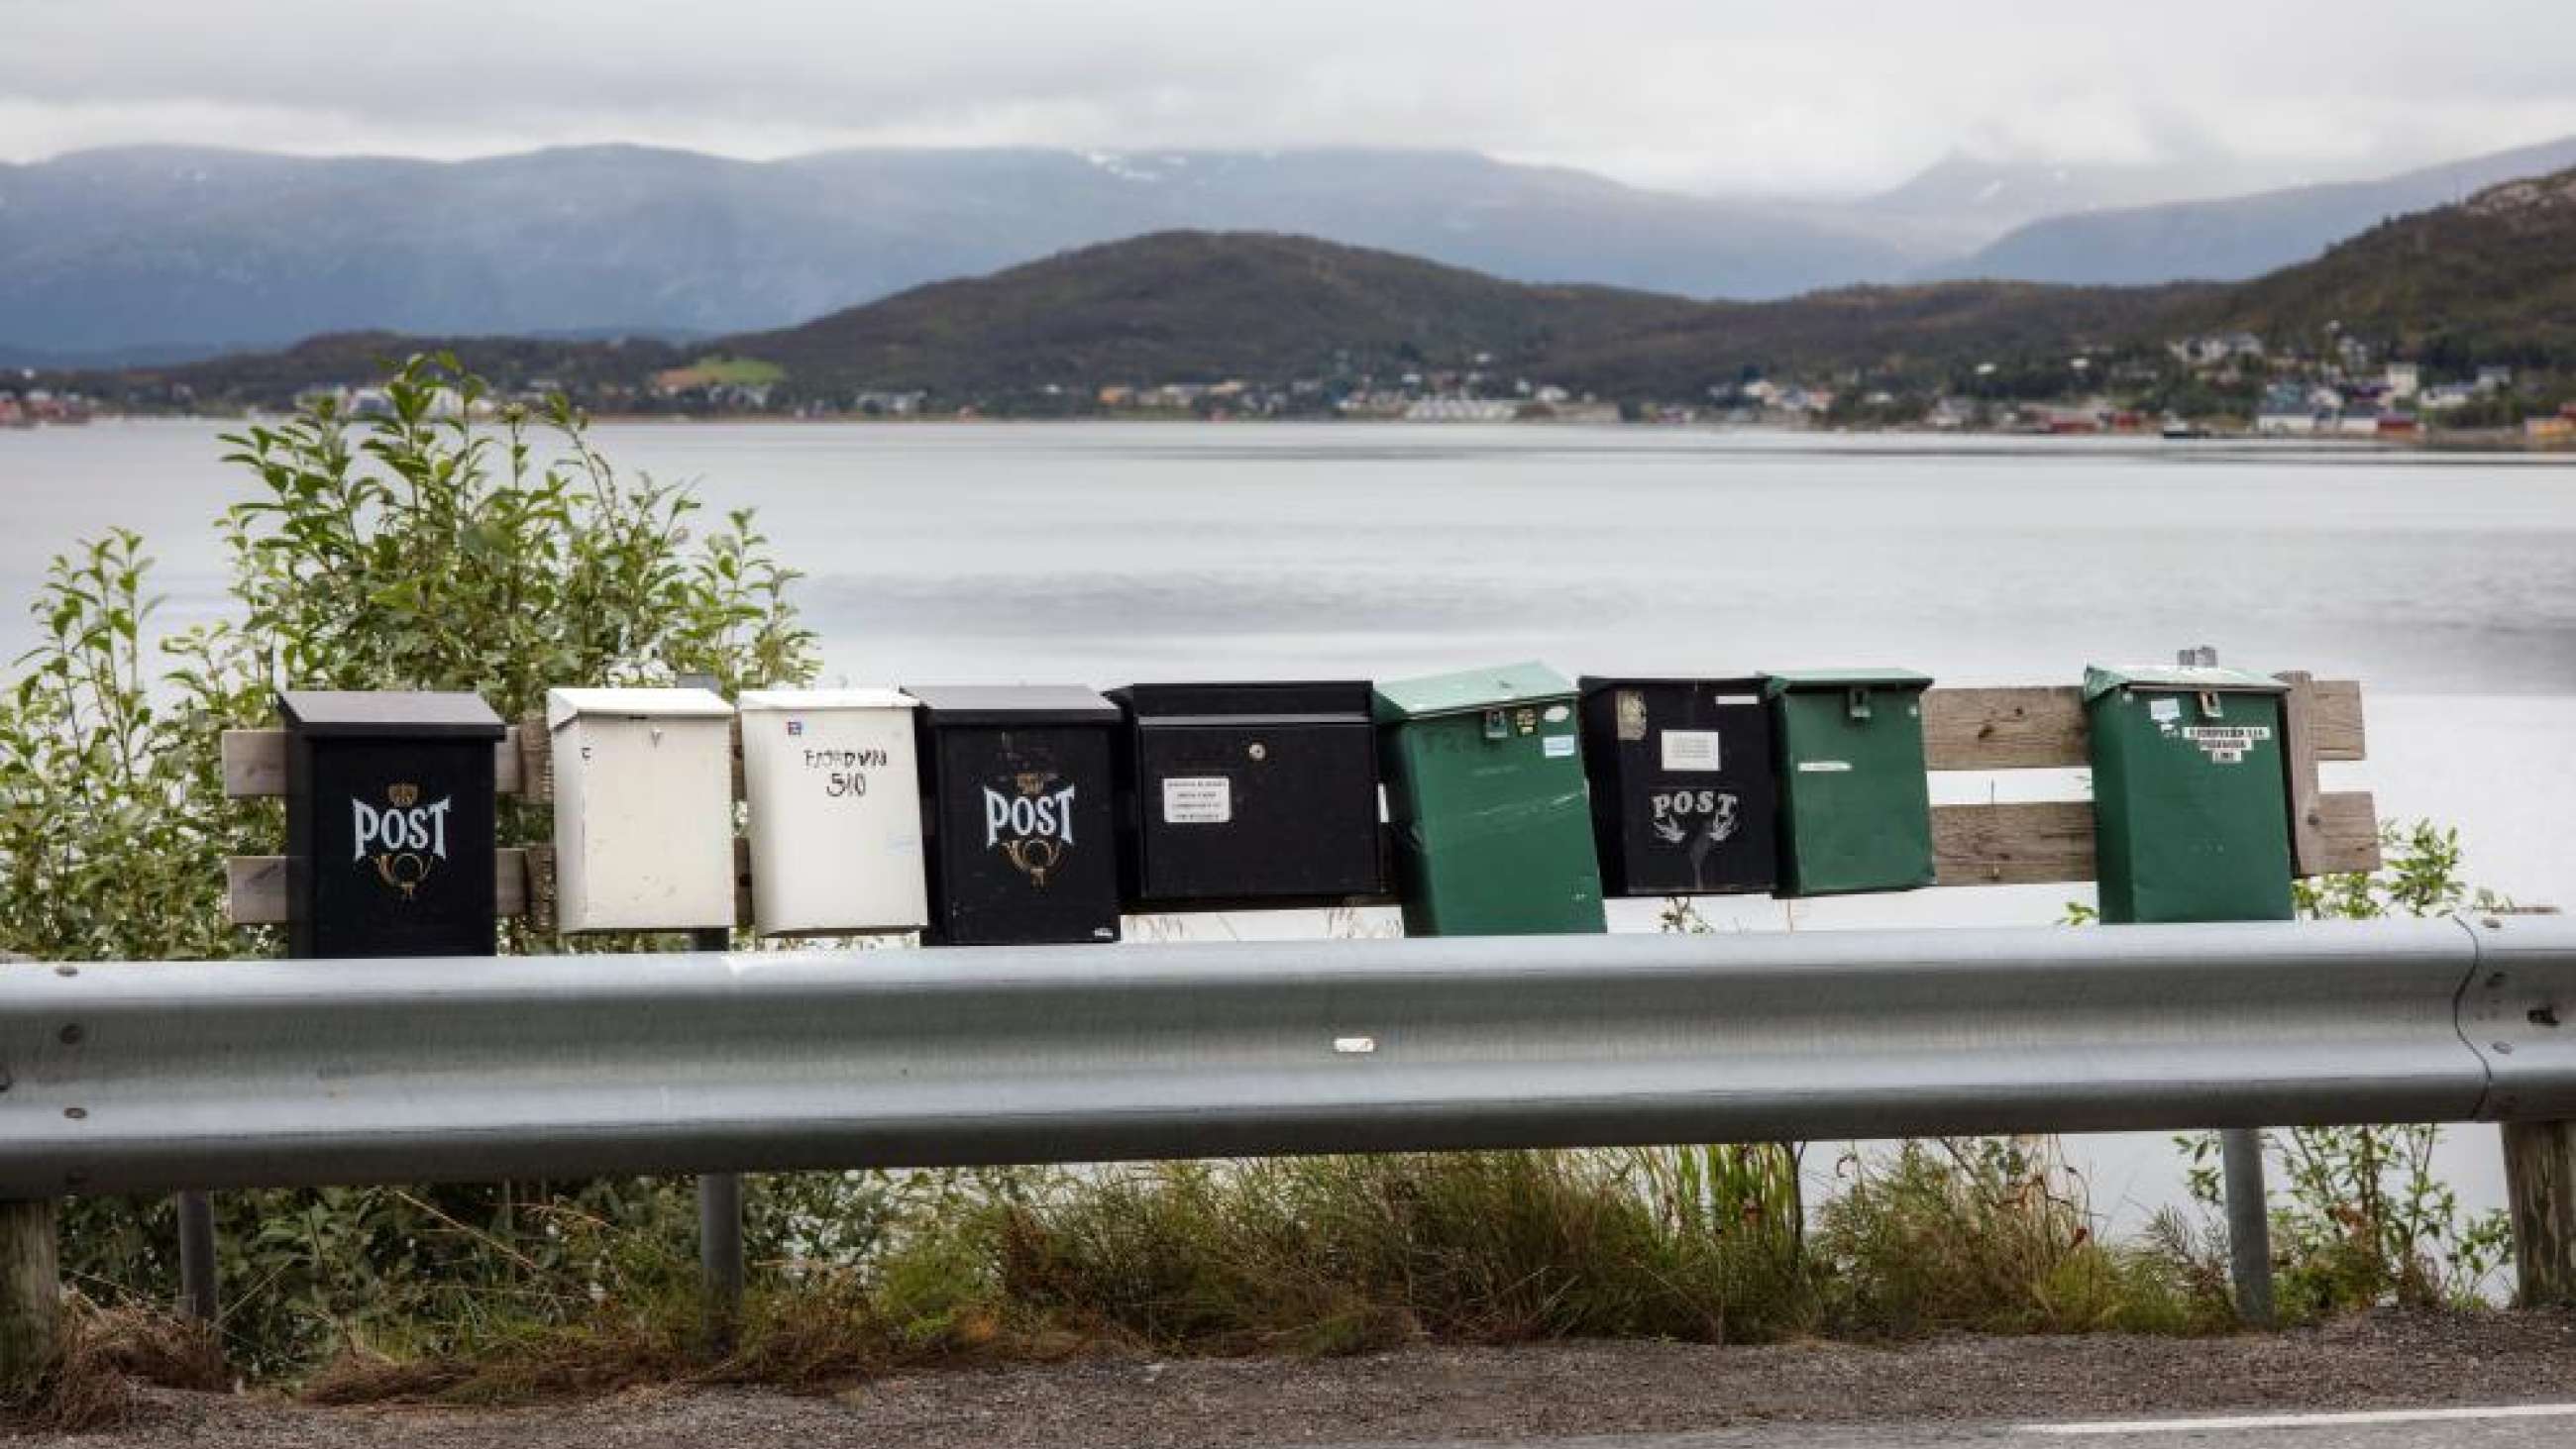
[1576, 675, 1777, 896]
[738, 688, 927, 937]
[1373, 662, 1605, 937]
[910, 684, 1122, 947]
[2084, 664, 2296, 923]
[279, 689, 505, 959]
[1765, 669, 1935, 896]
[547, 687, 737, 933]
[1113, 681, 1385, 908]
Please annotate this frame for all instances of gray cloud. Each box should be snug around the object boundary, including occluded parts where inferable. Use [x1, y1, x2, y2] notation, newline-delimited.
[5, 0, 2574, 194]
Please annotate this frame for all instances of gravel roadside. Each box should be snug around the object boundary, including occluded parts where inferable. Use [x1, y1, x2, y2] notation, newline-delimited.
[10, 1312, 2576, 1449]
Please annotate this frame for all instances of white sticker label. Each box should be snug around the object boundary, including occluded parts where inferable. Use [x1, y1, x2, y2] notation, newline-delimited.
[1712, 694, 1762, 706]
[2149, 697, 2182, 725]
[1543, 735, 1576, 758]
[1542, 703, 1571, 724]
[1161, 776, 1233, 824]
[1797, 760, 1854, 773]
[2182, 725, 2271, 766]
[1660, 730, 1724, 773]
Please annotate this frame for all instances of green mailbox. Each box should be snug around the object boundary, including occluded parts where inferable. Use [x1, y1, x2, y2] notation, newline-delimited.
[1374, 662, 1607, 936]
[2083, 665, 2295, 924]
[1765, 670, 1936, 896]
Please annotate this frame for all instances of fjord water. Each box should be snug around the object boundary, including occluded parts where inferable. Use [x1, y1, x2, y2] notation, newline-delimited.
[7, 419, 2572, 1227]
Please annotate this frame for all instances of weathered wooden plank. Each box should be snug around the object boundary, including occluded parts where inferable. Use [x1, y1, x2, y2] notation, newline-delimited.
[222, 728, 527, 799]
[2504, 1120, 2576, 1307]
[0, 1197, 59, 1397]
[226, 850, 530, 926]
[2275, 671, 2328, 877]
[1921, 681, 2365, 771]
[1932, 800, 2097, 886]
[1932, 790, 2380, 887]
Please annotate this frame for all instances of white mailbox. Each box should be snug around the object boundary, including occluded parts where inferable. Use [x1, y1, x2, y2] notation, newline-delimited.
[547, 686, 737, 933]
[738, 688, 928, 936]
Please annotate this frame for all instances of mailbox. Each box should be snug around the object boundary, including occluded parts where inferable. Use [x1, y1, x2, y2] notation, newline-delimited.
[547, 686, 737, 933]
[1373, 663, 1605, 936]
[910, 684, 1122, 946]
[737, 688, 927, 936]
[1765, 670, 1935, 896]
[1111, 681, 1385, 908]
[1576, 675, 1777, 896]
[2084, 665, 2295, 924]
[279, 689, 504, 959]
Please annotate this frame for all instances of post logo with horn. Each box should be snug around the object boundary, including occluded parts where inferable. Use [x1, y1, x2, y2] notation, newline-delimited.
[984, 771, 1077, 885]
[352, 781, 454, 899]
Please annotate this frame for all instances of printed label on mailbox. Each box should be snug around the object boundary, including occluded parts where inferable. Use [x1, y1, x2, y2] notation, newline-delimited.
[1796, 760, 1854, 773]
[1162, 776, 1234, 825]
[2182, 724, 2272, 765]
[1542, 735, 1576, 758]
[1659, 730, 1723, 773]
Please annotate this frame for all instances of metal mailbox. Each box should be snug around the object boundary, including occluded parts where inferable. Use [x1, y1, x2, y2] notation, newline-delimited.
[738, 688, 927, 937]
[1112, 680, 1386, 908]
[2083, 664, 2295, 924]
[1576, 675, 1777, 896]
[1373, 662, 1606, 936]
[279, 689, 505, 959]
[910, 684, 1122, 946]
[547, 686, 737, 933]
[1765, 669, 1936, 896]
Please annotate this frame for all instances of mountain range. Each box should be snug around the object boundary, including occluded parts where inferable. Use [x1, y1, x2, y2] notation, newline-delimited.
[5, 135, 2574, 364]
[62, 160, 2576, 412]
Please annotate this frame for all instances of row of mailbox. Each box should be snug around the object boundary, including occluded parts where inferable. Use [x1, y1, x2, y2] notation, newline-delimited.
[278, 662, 2299, 957]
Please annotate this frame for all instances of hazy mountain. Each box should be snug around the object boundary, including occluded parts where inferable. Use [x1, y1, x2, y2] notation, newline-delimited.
[1936, 133, 2576, 284]
[0, 144, 1942, 361]
[1852, 150, 2314, 253]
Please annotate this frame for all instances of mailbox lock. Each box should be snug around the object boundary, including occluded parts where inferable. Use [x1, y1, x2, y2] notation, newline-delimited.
[2198, 690, 2224, 719]
[1483, 709, 1510, 741]
[1846, 686, 1873, 721]
[1246, 741, 1268, 762]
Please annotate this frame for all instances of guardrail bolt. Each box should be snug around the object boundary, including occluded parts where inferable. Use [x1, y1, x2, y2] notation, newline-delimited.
[56, 1023, 83, 1046]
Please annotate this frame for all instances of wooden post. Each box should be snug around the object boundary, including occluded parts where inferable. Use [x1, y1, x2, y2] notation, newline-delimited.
[2504, 1116, 2576, 1307]
[0, 1199, 60, 1398]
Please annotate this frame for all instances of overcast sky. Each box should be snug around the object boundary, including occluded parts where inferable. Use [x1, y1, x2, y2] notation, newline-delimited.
[6, 0, 2576, 196]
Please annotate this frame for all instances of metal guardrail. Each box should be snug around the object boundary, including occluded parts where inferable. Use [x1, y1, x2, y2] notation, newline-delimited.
[2, 916, 2571, 1198]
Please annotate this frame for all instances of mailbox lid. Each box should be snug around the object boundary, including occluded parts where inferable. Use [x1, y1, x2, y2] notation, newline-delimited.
[2084, 664, 2294, 924]
[279, 689, 503, 740]
[909, 684, 1119, 727]
[1114, 680, 1382, 904]
[1764, 667, 1934, 896]
[1575, 675, 1776, 896]
[1373, 662, 1575, 722]
[546, 686, 733, 731]
[738, 688, 927, 936]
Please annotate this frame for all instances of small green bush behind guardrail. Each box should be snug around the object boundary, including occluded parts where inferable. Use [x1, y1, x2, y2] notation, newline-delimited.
[0, 360, 2521, 1403]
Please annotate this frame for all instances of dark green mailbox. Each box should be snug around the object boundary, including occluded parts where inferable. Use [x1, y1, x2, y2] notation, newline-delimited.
[1375, 662, 1606, 936]
[1765, 670, 1935, 896]
[2083, 665, 2295, 924]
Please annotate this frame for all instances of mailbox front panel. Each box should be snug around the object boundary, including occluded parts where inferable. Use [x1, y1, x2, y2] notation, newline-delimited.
[289, 738, 498, 958]
[925, 725, 1120, 945]
[552, 714, 737, 933]
[741, 703, 927, 936]
[1771, 686, 1934, 896]
[1129, 720, 1382, 904]
[1380, 707, 1605, 936]
[1578, 679, 1776, 896]
[2089, 688, 2295, 924]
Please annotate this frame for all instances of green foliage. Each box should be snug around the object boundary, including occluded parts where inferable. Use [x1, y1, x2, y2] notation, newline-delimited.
[4, 355, 819, 1378]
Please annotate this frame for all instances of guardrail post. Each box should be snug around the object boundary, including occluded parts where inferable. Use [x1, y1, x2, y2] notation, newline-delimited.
[175, 1190, 219, 1324]
[1, 1198, 60, 1398]
[2218, 1127, 2275, 1325]
[2504, 1121, 2576, 1306]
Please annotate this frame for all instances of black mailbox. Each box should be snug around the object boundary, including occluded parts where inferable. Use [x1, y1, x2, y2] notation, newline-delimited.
[910, 684, 1123, 946]
[1576, 675, 1778, 896]
[279, 689, 505, 959]
[1111, 681, 1386, 908]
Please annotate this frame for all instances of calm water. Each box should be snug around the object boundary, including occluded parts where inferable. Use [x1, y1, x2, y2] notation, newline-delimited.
[7, 418, 2574, 1231]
